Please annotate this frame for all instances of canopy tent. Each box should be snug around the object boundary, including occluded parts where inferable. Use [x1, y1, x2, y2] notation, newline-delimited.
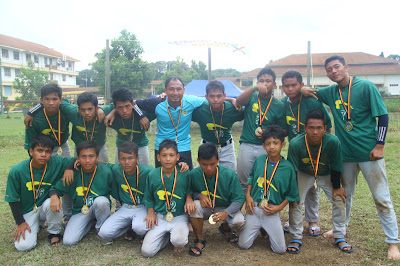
[184, 80, 243, 98]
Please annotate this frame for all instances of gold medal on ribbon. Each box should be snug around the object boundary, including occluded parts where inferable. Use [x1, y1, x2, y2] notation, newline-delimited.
[209, 214, 216, 225]
[131, 205, 137, 209]
[217, 145, 222, 153]
[165, 211, 174, 222]
[255, 127, 262, 136]
[305, 134, 322, 190]
[314, 180, 318, 190]
[260, 198, 268, 208]
[57, 146, 63, 156]
[257, 95, 273, 134]
[123, 166, 140, 208]
[33, 204, 38, 213]
[81, 205, 90, 214]
[29, 161, 47, 215]
[345, 121, 353, 131]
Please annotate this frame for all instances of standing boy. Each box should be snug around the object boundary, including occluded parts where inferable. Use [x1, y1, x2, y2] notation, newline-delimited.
[189, 142, 245, 256]
[192, 80, 244, 171]
[141, 140, 195, 257]
[238, 125, 299, 254]
[236, 68, 286, 191]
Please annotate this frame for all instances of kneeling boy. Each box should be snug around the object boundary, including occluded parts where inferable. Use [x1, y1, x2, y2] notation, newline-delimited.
[238, 125, 299, 254]
[141, 140, 195, 257]
[189, 142, 245, 256]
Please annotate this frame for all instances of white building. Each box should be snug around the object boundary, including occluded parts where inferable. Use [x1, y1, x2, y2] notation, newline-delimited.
[0, 34, 79, 100]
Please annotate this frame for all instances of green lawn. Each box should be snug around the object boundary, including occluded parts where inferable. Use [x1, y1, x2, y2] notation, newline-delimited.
[0, 113, 399, 265]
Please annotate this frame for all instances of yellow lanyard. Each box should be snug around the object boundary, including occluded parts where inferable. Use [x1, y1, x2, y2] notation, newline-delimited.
[258, 95, 273, 126]
[81, 165, 97, 205]
[166, 101, 182, 142]
[29, 161, 47, 203]
[289, 95, 302, 133]
[83, 118, 96, 141]
[338, 77, 353, 120]
[160, 166, 177, 211]
[43, 109, 61, 145]
[122, 166, 140, 205]
[263, 158, 280, 198]
[210, 104, 224, 145]
[202, 167, 219, 213]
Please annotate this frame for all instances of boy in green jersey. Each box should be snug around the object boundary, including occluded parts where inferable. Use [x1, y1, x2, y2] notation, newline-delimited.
[192, 80, 244, 171]
[189, 143, 245, 256]
[49, 140, 113, 246]
[141, 140, 196, 257]
[281, 70, 332, 236]
[287, 109, 352, 253]
[5, 135, 74, 251]
[98, 142, 154, 245]
[302, 55, 400, 260]
[238, 125, 299, 254]
[236, 67, 286, 192]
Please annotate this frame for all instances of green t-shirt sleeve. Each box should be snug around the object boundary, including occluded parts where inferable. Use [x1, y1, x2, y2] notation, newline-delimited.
[366, 81, 388, 117]
[5, 168, 21, 203]
[287, 144, 299, 171]
[24, 126, 38, 150]
[192, 108, 200, 123]
[315, 86, 331, 106]
[330, 139, 344, 172]
[229, 173, 245, 203]
[144, 172, 155, 209]
[247, 162, 256, 185]
[276, 104, 287, 129]
[52, 178, 70, 197]
[284, 164, 300, 202]
[59, 100, 78, 121]
[102, 104, 114, 116]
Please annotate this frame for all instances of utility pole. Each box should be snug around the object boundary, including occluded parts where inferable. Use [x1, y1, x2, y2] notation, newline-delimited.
[106, 39, 111, 104]
[307, 41, 311, 87]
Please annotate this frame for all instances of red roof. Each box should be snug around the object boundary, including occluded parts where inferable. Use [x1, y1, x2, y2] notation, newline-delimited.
[0, 34, 78, 61]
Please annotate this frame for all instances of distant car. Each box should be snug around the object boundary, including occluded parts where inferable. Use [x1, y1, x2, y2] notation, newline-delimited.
[98, 97, 105, 105]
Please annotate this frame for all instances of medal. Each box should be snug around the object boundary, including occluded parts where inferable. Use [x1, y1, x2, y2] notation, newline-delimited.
[160, 166, 178, 222]
[166, 100, 182, 146]
[209, 214, 216, 225]
[43, 109, 62, 149]
[123, 166, 140, 207]
[257, 95, 273, 130]
[57, 146, 63, 156]
[81, 205, 90, 214]
[345, 121, 353, 131]
[314, 180, 318, 190]
[131, 205, 137, 209]
[33, 204, 38, 213]
[305, 134, 322, 189]
[255, 127, 262, 136]
[29, 161, 47, 214]
[210, 104, 225, 151]
[165, 212, 174, 222]
[260, 198, 268, 208]
[217, 145, 222, 153]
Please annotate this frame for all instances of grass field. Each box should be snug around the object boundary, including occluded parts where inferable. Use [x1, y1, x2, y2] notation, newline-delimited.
[0, 112, 400, 265]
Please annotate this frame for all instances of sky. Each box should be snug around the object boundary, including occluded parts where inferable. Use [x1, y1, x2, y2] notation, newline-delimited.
[1, 0, 399, 73]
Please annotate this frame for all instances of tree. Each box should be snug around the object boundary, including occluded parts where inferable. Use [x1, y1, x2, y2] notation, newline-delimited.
[388, 54, 400, 61]
[212, 68, 242, 78]
[161, 57, 208, 86]
[12, 60, 49, 100]
[76, 69, 101, 87]
[379, 52, 385, 57]
[91, 29, 154, 97]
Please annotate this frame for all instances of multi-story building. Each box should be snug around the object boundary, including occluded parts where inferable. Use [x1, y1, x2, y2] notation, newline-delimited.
[0, 34, 79, 100]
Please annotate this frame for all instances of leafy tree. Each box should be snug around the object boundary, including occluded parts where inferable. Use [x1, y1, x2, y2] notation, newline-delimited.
[161, 57, 208, 87]
[379, 52, 385, 57]
[76, 69, 101, 87]
[212, 68, 242, 78]
[388, 54, 400, 61]
[12, 60, 49, 100]
[91, 29, 154, 98]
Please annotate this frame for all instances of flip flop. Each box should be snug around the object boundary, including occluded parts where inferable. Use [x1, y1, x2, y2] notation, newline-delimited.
[333, 238, 354, 253]
[283, 222, 290, 233]
[309, 226, 321, 236]
[48, 233, 62, 247]
[287, 239, 303, 254]
[189, 239, 206, 257]
[218, 224, 238, 243]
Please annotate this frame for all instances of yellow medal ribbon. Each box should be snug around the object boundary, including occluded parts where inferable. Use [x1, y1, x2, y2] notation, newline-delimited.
[160, 166, 178, 213]
[166, 100, 182, 143]
[43, 109, 61, 146]
[202, 167, 220, 214]
[305, 134, 323, 180]
[81, 165, 97, 206]
[29, 160, 47, 205]
[338, 77, 353, 120]
[122, 165, 140, 206]
[83, 118, 96, 141]
[258, 95, 273, 127]
[121, 115, 135, 142]
[210, 104, 224, 146]
[289, 95, 302, 133]
[263, 158, 280, 200]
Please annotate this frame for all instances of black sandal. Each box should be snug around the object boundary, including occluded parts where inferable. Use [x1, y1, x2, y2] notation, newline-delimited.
[189, 239, 207, 257]
[218, 224, 238, 243]
[48, 233, 62, 246]
[124, 229, 136, 241]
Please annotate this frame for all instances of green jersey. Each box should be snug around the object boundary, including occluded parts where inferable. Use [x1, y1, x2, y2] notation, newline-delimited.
[281, 96, 332, 141]
[103, 104, 156, 148]
[287, 132, 343, 176]
[248, 155, 299, 205]
[24, 109, 70, 150]
[315, 77, 388, 161]
[192, 101, 244, 144]
[51, 163, 113, 215]
[144, 166, 191, 217]
[59, 100, 107, 147]
[106, 163, 154, 205]
[190, 165, 245, 207]
[5, 157, 74, 214]
[239, 92, 286, 145]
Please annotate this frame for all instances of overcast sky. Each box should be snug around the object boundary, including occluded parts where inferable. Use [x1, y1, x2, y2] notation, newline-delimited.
[2, 0, 399, 72]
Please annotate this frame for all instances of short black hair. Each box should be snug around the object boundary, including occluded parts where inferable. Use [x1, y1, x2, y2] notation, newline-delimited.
[118, 141, 139, 157]
[158, 139, 178, 154]
[282, 70, 303, 84]
[262, 125, 285, 143]
[325, 55, 346, 68]
[31, 134, 55, 151]
[165, 76, 185, 88]
[305, 108, 326, 126]
[112, 88, 133, 105]
[41, 83, 62, 98]
[198, 142, 218, 160]
[257, 67, 276, 82]
[206, 80, 225, 94]
[77, 92, 98, 107]
[76, 140, 100, 156]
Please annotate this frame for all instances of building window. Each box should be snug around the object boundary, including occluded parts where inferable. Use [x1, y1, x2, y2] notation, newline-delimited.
[62, 74, 66, 81]
[15, 69, 21, 76]
[13, 51, 20, 60]
[390, 84, 399, 87]
[26, 54, 31, 61]
[4, 86, 12, 96]
[62, 61, 65, 67]
[49, 58, 53, 65]
[34, 55, 39, 63]
[50, 73, 54, 80]
[68, 62, 72, 68]
[44, 57, 48, 65]
[4, 67, 11, 76]
[2, 49, 8, 58]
